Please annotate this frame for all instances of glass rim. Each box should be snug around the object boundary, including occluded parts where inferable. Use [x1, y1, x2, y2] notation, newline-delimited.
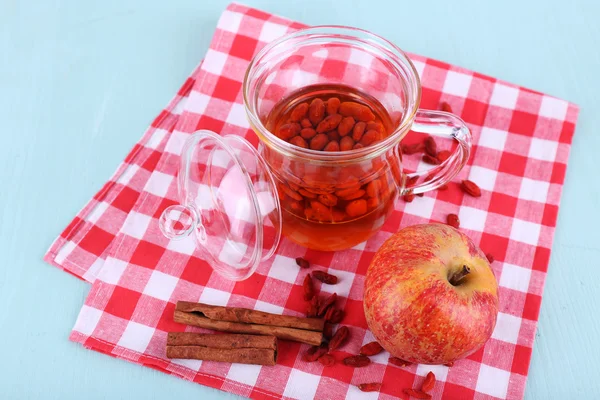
[242, 25, 422, 162]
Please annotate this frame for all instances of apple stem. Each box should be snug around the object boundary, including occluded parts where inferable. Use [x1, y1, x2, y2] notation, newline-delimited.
[449, 265, 471, 286]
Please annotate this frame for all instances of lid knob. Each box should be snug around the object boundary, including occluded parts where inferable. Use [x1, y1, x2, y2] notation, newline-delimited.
[159, 205, 199, 240]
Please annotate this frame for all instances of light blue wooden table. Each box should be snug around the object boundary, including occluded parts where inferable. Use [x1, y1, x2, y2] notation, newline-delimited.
[1, 0, 599, 398]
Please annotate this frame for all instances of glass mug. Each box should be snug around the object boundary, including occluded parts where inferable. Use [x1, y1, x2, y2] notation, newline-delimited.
[243, 26, 471, 251]
[159, 26, 471, 281]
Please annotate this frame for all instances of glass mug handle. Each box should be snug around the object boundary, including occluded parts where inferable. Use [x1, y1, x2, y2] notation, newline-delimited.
[401, 109, 472, 195]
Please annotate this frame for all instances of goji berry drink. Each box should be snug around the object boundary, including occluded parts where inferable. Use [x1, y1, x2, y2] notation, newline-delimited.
[262, 84, 399, 251]
[266, 84, 395, 151]
[243, 26, 473, 254]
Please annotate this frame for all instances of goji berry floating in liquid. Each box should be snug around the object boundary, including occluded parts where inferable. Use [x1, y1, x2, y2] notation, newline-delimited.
[268, 86, 391, 153]
[264, 85, 400, 251]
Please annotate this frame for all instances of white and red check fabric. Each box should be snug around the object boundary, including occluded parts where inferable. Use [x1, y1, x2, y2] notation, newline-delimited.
[45, 3, 579, 400]
[44, 64, 200, 282]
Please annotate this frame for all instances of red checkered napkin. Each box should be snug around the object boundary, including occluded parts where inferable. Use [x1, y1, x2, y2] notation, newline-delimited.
[47, 3, 579, 400]
[44, 64, 201, 282]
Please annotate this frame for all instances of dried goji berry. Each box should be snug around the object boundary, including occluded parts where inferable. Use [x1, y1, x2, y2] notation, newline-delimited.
[424, 172, 436, 182]
[345, 199, 368, 217]
[313, 270, 338, 285]
[323, 141, 340, 152]
[424, 136, 437, 157]
[327, 130, 341, 142]
[289, 136, 308, 148]
[303, 274, 314, 301]
[298, 189, 316, 199]
[318, 353, 335, 366]
[339, 102, 376, 121]
[288, 180, 299, 191]
[440, 101, 453, 113]
[366, 121, 384, 134]
[326, 97, 340, 115]
[290, 102, 309, 121]
[323, 323, 333, 339]
[437, 150, 451, 162]
[357, 383, 382, 392]
[328, 325, 349, 351]
[359, 130, 380, 146]
[337, 116, 356, 136]
[328, 309, 344, 324]
[295, 257, 309, 269]
[446, 213, 460, 229]
[318, 292, 337, 316]
[422, 154, 440, 165]
[366, 179, 381, 198]
[389, 357, 411, 367]
[334, 183, 361, 198]
[360, 341, 384, 356]
[277, 122, 301, 140]
[316, 114, 343, 133]
[285, 200, 303, 216]
[317, 193, 338, 207]
[309, 133, 329, 150]
[302, 344, 328, 362]
[343, 355, 370, 367]
[281, 184, 303, 201]
[324, 306, 335, 322]
[352, 121, 366, 141]
[460, 179, 482, 197]
[421, 371, 436, 392]
[300, 118, 312, 128]
[306, 296, 319, 317]
[339, 188, 364, 200]
[301, 346, 318, 362]
[486, 253, 495, 263]
[309, 201, 333, 221]
[308, 98, 325, 125]
[406, 175, 419, 187]
[339, 136, 355, 151]
[402, 142, 425, 155]
[300, 127, 317, 139]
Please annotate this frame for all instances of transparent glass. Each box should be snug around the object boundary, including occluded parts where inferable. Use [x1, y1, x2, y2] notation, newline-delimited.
[159, 131, 281, 281]
[243, 26, 471, 251]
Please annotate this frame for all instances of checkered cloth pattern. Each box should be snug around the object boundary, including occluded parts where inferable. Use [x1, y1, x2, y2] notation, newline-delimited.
[44, 3, 579, 399]
[44, 63, 200, 282]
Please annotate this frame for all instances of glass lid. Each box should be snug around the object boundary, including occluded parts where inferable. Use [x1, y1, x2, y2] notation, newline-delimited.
[159, 130, 282, 281]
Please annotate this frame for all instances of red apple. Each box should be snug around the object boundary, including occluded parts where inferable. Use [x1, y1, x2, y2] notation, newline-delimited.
[363, 223, 499, 364]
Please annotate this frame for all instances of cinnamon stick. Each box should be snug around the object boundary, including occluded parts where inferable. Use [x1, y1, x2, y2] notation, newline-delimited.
[176, 301, 324, 331]
[173, 310, 323, 346]
[166, 346, 276, 366]
[167, 332, 276, 350]
[166, 333, 277, 366]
